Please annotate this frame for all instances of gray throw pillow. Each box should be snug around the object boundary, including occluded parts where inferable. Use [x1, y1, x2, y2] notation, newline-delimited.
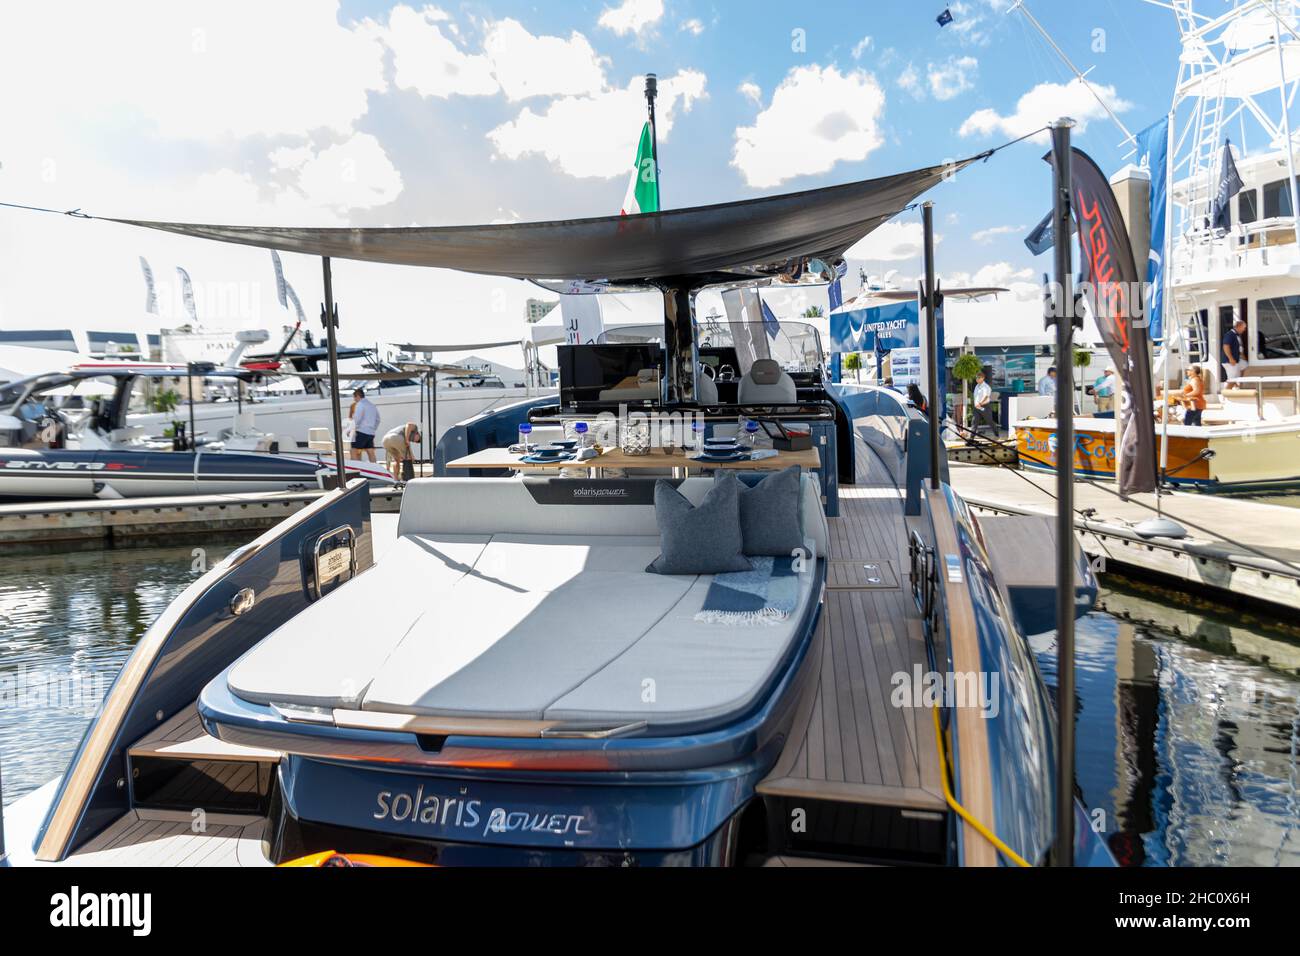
[723, 465, 805, 556]
[646, 474, 753, 575]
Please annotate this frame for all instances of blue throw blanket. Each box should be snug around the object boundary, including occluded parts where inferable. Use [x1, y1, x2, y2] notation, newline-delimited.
[695, 556, 800, 626]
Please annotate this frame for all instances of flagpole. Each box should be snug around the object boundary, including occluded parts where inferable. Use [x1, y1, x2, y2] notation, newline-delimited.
[644, 74, 660, 204]
[1049, 117, 1077, 867]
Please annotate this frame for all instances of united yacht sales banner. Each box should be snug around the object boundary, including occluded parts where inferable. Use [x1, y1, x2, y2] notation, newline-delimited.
[1069, 147, 1157, 496]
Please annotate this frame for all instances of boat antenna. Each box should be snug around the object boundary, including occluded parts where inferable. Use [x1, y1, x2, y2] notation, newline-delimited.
[645, 73, 660, 204]
[1007, 0, 1136, 146]
[1047, 117, 1078, 867]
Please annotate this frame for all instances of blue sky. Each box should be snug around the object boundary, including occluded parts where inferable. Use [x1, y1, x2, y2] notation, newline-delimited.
[0, 0, 1185, 351]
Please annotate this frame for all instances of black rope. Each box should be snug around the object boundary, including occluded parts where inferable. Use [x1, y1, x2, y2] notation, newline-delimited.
[0, 200, 90, 218]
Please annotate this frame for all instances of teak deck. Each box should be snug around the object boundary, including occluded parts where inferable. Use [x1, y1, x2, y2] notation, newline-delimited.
[758, 439, 945, 811]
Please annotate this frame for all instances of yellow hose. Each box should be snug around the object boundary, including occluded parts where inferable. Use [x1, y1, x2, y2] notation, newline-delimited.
[931, 704, 1032, 868]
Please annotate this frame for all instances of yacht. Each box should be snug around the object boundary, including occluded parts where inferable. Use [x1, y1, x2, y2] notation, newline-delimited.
[1014, 0, 1300, 492]
[0, 161, 1113, 867]
[0, 363, 392, 498]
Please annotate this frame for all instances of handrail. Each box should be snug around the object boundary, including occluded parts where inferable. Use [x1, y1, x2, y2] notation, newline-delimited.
[922, 484, 999, 867]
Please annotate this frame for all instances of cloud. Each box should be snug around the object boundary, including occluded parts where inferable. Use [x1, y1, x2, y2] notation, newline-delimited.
[944, 262, 1039, 299]
[380, 5, 498, 99]
[286, 133, 404, 212]
[0, 0, 386, 142]
[484, 19, 607, 100]
[959, 78, 1132, 142]
[598, 0, 665, 37]
[852, 36, 873, 59]
[681, 18, 706, 36]
[971, 224, 1025, 243]
[732, 65, 886, 188]
[379, 9, 607, 101]
[897, 63, 923, 99]
[928, 56, 978, 100]
[738, 81, 762, 105]
[488, 70, 707, 178]
[844, 221, 935, 262]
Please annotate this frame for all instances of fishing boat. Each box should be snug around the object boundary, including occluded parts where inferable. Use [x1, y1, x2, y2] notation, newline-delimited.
[0, 156, 1114, 867]
[0, 364, 392, 498]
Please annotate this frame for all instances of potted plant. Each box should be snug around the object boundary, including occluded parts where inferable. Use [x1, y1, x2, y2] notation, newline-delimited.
[842, 352, 862, 384]
[951, 352, 983, 427]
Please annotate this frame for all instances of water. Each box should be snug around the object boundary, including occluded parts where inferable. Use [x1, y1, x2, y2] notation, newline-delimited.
[0, 535, 247, 807]
[1032, 576, 1300, 867]
[1, 539, 1296, 866]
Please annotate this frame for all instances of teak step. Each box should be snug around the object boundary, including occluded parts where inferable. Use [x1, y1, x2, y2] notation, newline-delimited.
[128, 706, 280, 763]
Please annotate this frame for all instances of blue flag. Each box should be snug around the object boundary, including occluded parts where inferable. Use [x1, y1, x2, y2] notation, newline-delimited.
[1210, 139, 1243, 232]
[827, 259, 847, 314]
[937, 8, 953, 27]
[760, 298, 781, 339]
[1135, 117, 1169, 342]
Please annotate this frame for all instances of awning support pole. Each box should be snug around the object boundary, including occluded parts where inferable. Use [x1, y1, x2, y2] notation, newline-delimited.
[1049, 118, 1078, 867]
[186, 363, 197, 452]
[922, 201, 940, 490]
[320, 256, 347, 487]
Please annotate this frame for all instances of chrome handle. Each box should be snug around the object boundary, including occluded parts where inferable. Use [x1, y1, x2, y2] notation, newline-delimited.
[539, 720, 648, 739]
[230, 587, 256, 616]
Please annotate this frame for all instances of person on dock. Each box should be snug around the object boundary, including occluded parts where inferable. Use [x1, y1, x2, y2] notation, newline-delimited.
[1037, 366, 1058, 398]
[972, 370, 994, 434]
[383, 421, 422, 480]
[1093, 365, 1116, 413]
[1221, 317, 1248, 387]
[348, 388, 380, 463]
[1180, 365, 1207, 426]
[906, 383, 928, 417]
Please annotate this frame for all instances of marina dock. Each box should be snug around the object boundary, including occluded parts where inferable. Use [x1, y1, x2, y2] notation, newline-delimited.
[949, 462, 1300, 614]
[0, 487, 403, 545]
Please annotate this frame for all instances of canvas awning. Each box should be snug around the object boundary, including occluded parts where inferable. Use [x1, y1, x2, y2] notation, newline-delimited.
[101, 156, 983, 285]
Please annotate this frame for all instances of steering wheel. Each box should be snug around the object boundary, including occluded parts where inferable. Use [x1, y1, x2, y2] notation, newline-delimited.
[717, 364, 736, 382]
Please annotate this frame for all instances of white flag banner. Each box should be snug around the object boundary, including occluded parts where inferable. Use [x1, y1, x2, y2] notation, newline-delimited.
[139, 256, 158, 314]
[560, 293, 604, 345]
[176, 266, 198, 323]
[271, 250, 288, 308]
[284, 282, 305, 324]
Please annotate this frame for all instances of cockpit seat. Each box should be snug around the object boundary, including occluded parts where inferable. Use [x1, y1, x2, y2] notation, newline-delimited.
[737, 359, 796, 405]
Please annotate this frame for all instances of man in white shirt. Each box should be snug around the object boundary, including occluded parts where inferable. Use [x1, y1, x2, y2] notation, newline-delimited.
[349, 388, 381, 462]
[972, 370, 994, 434]
[1037, 366, 1058, 398]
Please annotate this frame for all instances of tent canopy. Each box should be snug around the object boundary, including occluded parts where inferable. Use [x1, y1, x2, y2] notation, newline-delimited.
[103, 156, 983, 286]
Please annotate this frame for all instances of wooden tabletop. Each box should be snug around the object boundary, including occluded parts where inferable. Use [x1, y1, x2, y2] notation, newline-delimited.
[444, 445, 822, 472]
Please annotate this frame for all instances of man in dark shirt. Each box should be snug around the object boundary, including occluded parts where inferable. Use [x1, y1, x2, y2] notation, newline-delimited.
[1221, 318, 1247, 386]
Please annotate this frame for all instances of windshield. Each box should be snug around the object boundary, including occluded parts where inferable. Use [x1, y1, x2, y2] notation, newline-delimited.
[598, 320, 824, 377]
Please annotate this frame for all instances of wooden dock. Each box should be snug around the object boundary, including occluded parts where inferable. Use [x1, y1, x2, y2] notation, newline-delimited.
[0, 487, 402, 545]
[949, 462, 1300, 614]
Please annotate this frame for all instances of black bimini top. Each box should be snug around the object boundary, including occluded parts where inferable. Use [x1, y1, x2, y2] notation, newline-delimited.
[103, 155, 983, 286]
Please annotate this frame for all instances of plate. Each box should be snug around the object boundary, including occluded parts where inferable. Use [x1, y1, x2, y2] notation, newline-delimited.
[694, 451, 750, 462]
[521, 453, 575, 464]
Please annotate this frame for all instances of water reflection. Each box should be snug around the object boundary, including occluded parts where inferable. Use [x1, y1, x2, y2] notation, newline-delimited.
[1033, 577, 1300, 867]
[0, 535, 246, 805]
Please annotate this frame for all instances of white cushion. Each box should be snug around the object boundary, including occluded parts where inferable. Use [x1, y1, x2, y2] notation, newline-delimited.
[226, 534, 489, 709]
[544, 568, 817, 727]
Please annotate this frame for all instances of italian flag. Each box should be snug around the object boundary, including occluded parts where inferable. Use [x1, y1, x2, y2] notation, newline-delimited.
[620, 122, 660, 215]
